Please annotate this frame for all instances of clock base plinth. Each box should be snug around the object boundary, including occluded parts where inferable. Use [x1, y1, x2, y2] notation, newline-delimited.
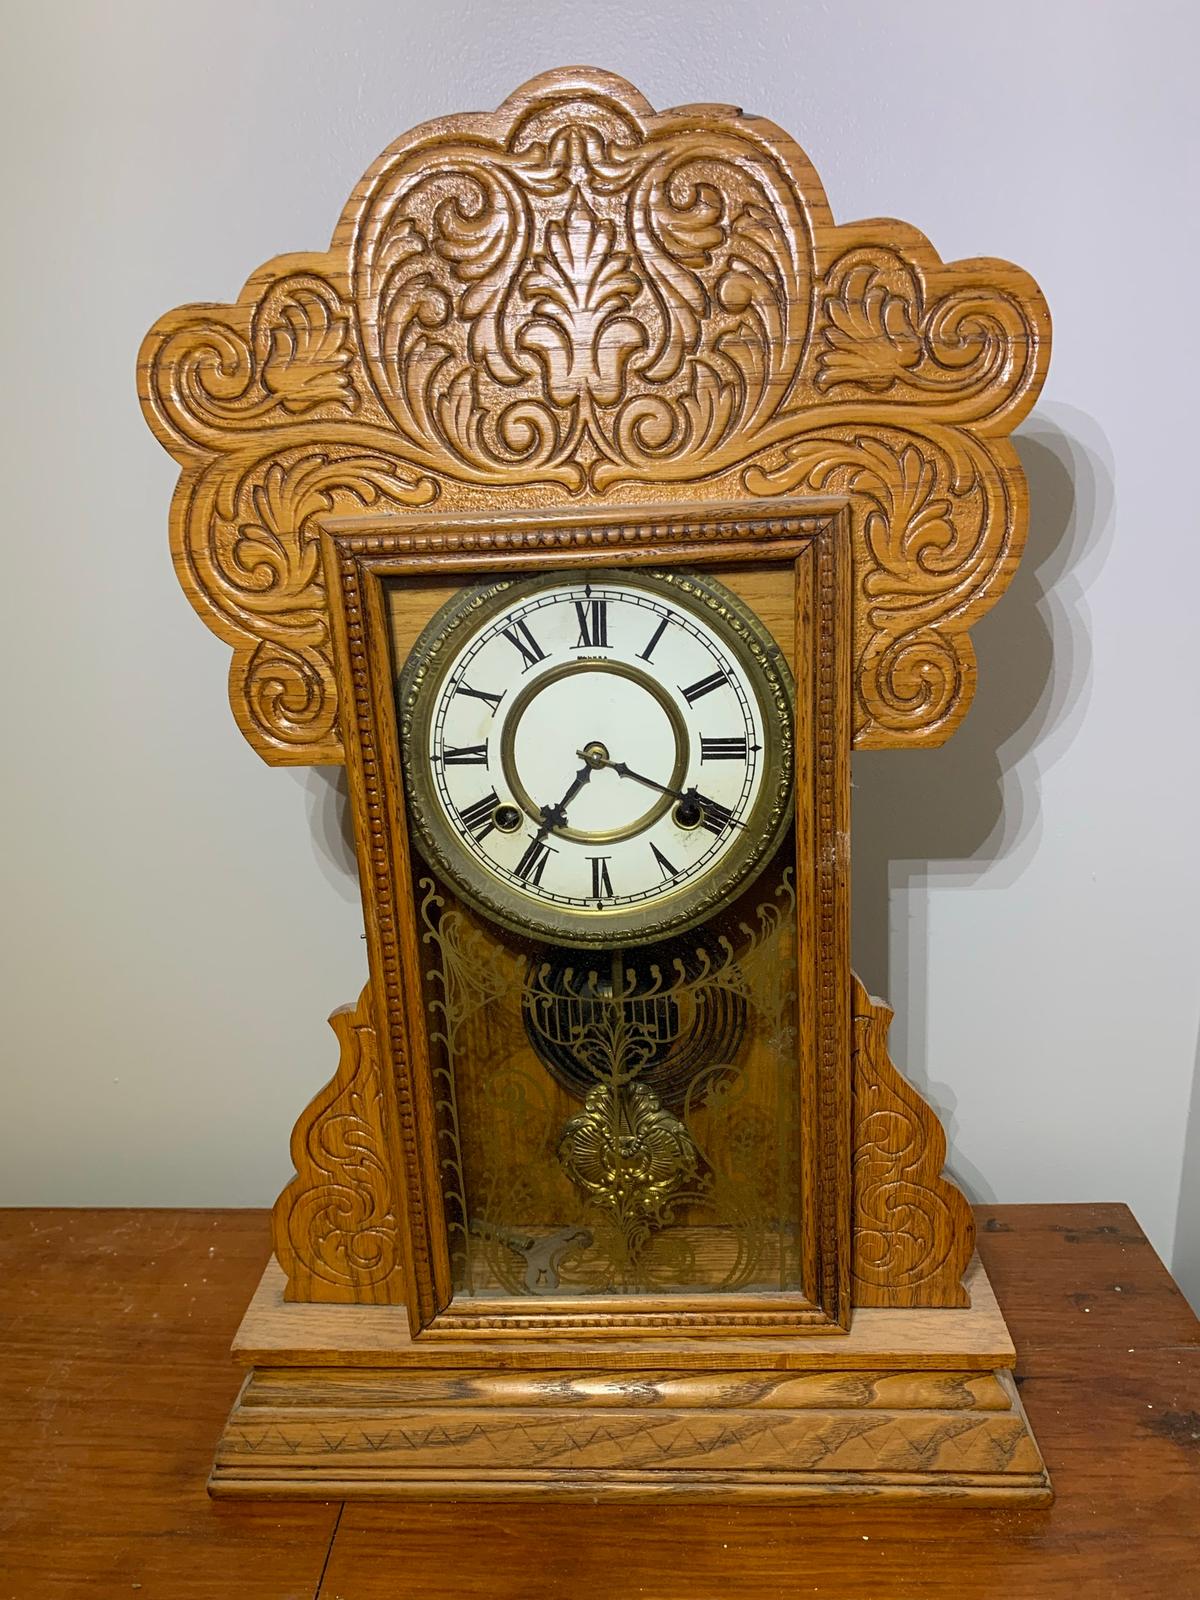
[209, 1255, 1050, 1505]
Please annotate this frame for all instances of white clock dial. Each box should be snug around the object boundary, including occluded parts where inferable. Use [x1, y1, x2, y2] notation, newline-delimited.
[399, 570, 793, 947]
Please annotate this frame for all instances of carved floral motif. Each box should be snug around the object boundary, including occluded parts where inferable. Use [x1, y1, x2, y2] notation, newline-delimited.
[177, 446, 436, 756]
[138, 67, 1049, 763]
[746, 425, 1019, 741]
[818, 263, 923, 393]
[813, 246, 1039, 422]
[351, 115, 806, 495]
[261, 288, 356, 414]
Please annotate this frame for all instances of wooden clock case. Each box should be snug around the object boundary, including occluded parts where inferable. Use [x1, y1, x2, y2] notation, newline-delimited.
[138, 67, 1051, 1503]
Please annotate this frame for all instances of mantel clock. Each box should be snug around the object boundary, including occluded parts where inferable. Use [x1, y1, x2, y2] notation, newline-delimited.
[138, 68, 1052, 1502]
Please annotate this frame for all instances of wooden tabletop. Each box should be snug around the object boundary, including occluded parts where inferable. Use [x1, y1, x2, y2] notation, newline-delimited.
[3, 1204, 1197, 1599]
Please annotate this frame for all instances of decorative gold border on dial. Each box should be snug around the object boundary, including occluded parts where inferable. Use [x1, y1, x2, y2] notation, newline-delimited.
[498, 659, 689, 845]
[397, 568, 795, 948]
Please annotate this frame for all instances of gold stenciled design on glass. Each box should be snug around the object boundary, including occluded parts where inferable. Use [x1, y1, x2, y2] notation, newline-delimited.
[419, 867, 800, 1298]
[532, 948, 707, 1258]
[418, 876, 518, 1290]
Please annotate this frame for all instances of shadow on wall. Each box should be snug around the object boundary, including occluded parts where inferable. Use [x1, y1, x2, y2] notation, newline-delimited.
[299, 761, 360, 904]
[850, 405, 1115, 1202]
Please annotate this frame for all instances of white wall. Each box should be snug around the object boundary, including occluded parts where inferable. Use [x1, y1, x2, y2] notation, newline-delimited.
[3, 0, 1197, 1308]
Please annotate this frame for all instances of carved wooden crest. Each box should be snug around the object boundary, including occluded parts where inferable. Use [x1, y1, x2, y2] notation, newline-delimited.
[138, 67, 1049, 766]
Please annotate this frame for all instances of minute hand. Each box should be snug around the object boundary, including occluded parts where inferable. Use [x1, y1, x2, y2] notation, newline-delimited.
[576, 751, 746, 830]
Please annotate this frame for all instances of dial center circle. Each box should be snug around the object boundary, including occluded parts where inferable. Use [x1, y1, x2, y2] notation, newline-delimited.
[500, 661, 687, 844]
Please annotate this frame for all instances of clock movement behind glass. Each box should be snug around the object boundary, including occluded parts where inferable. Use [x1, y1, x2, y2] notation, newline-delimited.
[138, 66, 1052, 1501]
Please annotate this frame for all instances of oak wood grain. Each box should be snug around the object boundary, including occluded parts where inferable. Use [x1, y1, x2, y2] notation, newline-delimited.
[134, 64, 1037, 1353]
[851, 977, 976, 1305]
[321, 1202, 1200, 1597]
[231, 1253, 1013, 1370]
[269, 964, 972, 1318]
[131, 61, 1052, 1499]
[271, 988, 406, 1305]
[209, 1316, 1046, 1501]
[0, 1209, 338, 1600]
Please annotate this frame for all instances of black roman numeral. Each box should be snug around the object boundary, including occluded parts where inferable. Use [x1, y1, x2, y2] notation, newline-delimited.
[514, 834, 555, 885]
[700, 735, 748, 761]
[457, 791, 499, 841]
[589, 856, 614, 899]
[680, 668, 728, 705]
[441, 742, 488, 765]
[697, 794, 738, 835]
[638, 613, 671, 662]
[454, 682, 503, 715]
[650, 842, 678, 881]
[573, 598, 609, 649]
[500, 619, 547, 671]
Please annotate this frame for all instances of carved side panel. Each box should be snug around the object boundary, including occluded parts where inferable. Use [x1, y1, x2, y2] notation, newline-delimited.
[138, 67, 1049, 763]
[851, 975, 974, 1307]
[271, 987, 405, 1303]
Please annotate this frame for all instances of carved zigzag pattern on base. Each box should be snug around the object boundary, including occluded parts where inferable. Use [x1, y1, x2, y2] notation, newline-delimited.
[223, 1403, 1040, 1476]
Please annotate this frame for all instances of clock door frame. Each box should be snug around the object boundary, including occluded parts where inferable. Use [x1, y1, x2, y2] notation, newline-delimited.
[319, 496, 853, 1339]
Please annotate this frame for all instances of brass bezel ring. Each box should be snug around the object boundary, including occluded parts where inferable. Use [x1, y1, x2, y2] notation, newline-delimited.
[397, 568, 795, 949]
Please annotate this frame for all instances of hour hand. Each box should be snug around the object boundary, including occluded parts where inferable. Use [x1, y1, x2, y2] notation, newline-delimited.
[535, 758, 593, 838]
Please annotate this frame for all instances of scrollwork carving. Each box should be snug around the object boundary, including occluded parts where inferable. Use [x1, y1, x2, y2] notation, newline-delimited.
[271, 987, 406, 1304]
[174, 445, 437, 757]
[746, 426, 1020, 743]
[146, 273, 368, 449]
[352, 109, 807, 495]
[139, 66, 1048, 763]
[851, 976, 974, 1307]
[812, 244, 1041, 425]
